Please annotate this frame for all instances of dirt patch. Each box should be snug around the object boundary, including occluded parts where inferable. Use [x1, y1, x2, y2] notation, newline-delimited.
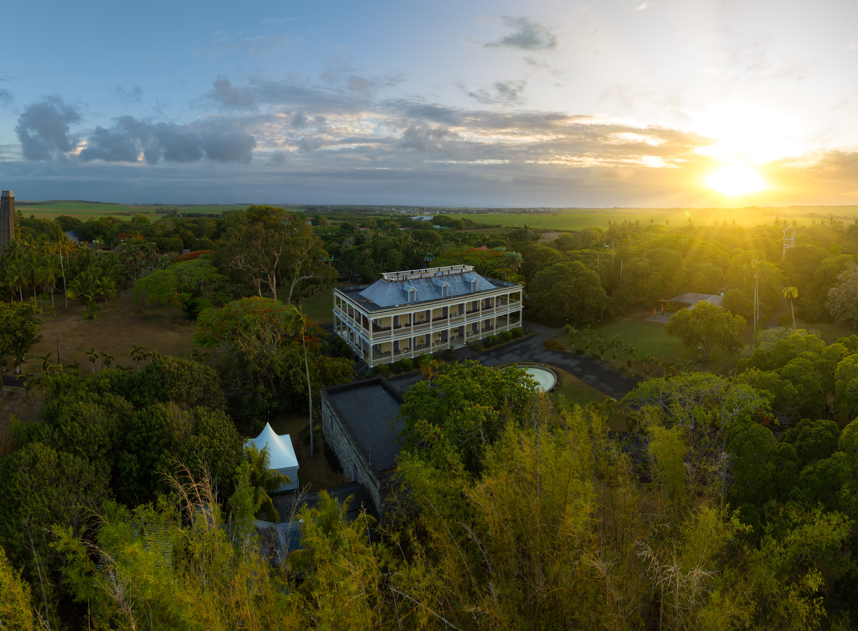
[540, 231, 562, 242]
[25, 290, 198, 374]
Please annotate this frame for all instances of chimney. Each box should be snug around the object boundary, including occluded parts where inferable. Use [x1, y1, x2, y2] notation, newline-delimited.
[0, 191, 15, 250]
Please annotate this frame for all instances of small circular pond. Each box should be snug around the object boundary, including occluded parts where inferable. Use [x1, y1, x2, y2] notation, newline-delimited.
[524, 366, 558, 392]
[503, 364, 559, 392]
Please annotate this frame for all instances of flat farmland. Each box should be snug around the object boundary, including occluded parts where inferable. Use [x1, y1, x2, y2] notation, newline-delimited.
[450, 206, 858, 231]
[16, 200, 304, 221]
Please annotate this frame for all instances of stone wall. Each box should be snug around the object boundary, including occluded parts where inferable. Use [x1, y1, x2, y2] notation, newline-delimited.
[320, 392, 383, 513]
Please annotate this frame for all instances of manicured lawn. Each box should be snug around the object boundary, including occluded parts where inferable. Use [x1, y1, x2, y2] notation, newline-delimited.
[793, 317, 856, 343]
[298, 288, 335, 325]
[555, 310, 745, 377]
[549, 367, 628, 432]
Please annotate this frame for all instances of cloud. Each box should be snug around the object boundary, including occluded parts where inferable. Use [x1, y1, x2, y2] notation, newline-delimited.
[468, 80, 527, 105]
[635, 3, 650, 10]
[485, 16, 557, 52]
[0, 89, 12, 108]
[15, 96, 81, 160]
[113, 85, 143, 104]
[79, 116, 256, 164]
[398, 124, 461, 153]
[196, 31, 291, 58]
[207, 76, 257, 110]
[847, 42, 858, 51]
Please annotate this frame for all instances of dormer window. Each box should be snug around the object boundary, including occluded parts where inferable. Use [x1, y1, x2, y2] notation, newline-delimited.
[407, 286, 417, 303]
[465, 276, 478, 292]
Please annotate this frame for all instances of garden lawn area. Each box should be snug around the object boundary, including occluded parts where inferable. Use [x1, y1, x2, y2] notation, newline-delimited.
[793, 317, 856, 343]
[550, 367, 628, 432]
[555, 310, 748, 377]
[269, 414, 347, 491]
[298, 288, 335, 326]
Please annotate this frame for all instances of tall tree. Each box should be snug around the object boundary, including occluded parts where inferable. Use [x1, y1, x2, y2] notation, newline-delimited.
[219, 206, 336, 304]
[286, 304, 316, 458]
[665, 301, 746, 360]
[827, 261, 858, 333]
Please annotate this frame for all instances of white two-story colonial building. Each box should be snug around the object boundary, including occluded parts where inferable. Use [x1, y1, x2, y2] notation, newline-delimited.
[333, 265, 523, 368]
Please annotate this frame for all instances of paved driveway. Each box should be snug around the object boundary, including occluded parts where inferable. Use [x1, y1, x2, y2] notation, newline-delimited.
[388, 322, 638, 400]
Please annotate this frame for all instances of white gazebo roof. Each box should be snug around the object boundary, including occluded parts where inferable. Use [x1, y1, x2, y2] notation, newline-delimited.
[246, 423, 299, 471]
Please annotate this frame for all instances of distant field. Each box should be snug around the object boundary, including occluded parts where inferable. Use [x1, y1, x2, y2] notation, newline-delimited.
[451, 206, 858, 231]
[16, 200, 304, 221]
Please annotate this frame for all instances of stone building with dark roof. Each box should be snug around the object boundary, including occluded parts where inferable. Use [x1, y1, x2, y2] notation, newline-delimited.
[333, 265, 523, 367]
[320, 378, 405, 515]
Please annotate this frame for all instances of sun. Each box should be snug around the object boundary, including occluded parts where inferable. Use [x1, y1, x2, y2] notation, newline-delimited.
[704, 166, 767, 196]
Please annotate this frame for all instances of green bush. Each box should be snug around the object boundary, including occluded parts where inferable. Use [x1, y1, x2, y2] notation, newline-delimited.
[402, 358, 413, 371]
[377, 363, 389, 376]
[502, 331, 513, 342]
[490, 335, 500, 346]
[363, 370, 372, 379]
[512, 327, 524, 338]
[483, 338, 493, 348]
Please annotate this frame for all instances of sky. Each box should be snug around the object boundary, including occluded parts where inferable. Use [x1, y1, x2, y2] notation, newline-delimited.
[3, 0, 858, 207]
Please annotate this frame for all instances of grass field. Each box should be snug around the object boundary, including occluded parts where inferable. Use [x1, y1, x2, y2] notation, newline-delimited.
[26, 290, 199, 373]
[16, 200, 304, 221]
[553, 310, 745, 377]
[450, 206, 858, 231]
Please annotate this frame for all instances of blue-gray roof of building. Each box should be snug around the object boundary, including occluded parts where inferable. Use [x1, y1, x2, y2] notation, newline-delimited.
[358, 271, 497, 308]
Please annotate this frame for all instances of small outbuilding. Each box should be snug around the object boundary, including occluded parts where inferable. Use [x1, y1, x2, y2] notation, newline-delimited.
[320, 378, 405, 516]
[245, 423, 300, 492]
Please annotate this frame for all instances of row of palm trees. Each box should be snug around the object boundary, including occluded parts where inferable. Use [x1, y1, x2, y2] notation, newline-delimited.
[1, 235, 168, 317]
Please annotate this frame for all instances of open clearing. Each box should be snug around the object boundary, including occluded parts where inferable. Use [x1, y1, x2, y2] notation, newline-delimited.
[552, 310, 745, 376]
[25, 290, 198, 373]
[451, 206, 858, 231]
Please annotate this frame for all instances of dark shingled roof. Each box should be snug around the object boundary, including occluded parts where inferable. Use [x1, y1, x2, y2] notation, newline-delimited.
[322, 379, 405, 472]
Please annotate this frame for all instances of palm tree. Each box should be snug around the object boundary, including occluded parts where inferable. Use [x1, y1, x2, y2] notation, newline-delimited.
[85, 348, 99, 373]
[597, 337, 612, 360]
[101, 353, 115, 370]
[130, 344, 149, 373]
[783, 286, 798, 330]
[50, 235, 76, 309]
[286, 304, 317, 459]
[67, 268, 117, 319]
[419, 353, 439, 381]
[5, 261, 26, 302]
[610, 335, 623, 367]
[39, 255, 60, 311]
[245, 443, 289, 523]
[625, 345, 638, 371]
[640, 353, 654, 379]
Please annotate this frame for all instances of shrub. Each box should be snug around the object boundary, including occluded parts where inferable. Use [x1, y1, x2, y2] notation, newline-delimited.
[512, 327, 524, 338]
[490, 335, 500, 346]
[543, 339, 564, 351]
[401, 358, 413, 371]
[502, 330, 513, 342]
[483, 338, 493, 348]
[364, 370, 372, 379]
[377, 363, 389, 376]
[170, 250, 214, 265]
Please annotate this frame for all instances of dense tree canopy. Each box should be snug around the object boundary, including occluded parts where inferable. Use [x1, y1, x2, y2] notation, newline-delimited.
[664, 301, 745, 359]
[528, 260, 612, 325]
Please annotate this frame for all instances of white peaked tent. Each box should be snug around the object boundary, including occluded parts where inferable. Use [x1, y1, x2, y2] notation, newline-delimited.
[245, 423, 299, 492]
